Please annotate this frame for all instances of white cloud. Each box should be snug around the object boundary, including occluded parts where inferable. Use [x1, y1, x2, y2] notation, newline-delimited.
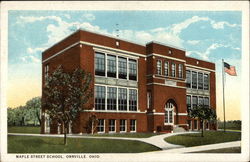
[20, 55, 40, 63]
[82, 13, 95, 21]
[27, 47, 45, 54]
[187, 40, 200, 45]
[64, 14, 71, 19]
[210, 20, 238, 29]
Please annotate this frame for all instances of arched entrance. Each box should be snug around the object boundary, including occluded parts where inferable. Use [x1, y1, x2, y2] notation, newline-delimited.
[164, 99, 178, 125]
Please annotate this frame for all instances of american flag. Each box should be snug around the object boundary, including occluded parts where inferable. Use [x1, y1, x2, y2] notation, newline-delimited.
[224, 62, 237, 76]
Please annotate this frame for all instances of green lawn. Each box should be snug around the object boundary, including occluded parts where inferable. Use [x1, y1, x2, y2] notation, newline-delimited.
[164, 131, 241, 147]
[8, 135, 160, 153]
[8, 126, 40, 134]
[8, 126, 160, 138]
[192, 147, 241, 153]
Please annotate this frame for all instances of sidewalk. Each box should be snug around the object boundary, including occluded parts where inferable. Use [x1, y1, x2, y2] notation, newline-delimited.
[147, 141, 241, 153]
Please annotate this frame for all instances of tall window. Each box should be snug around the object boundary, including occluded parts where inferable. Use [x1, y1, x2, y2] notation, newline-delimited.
[192, 71, 197, 89]
[156, 60, 162, 75]
[147, 91, 152, 109]
[45, 64, 49, 80]
[107, 87, 117, 110]
[186, 95, 191, 112]
[171, 63, 176, 77]
[129, 59, 137, 80]
[95, 86, 105, 110]
[164, 61, 169, 76]
[198, 72, 203, 90]
[204, 97, 209, 107]
[204, 74, 209, 90]
[178, 64, 183, 78]
[109, 119, 116, 132]
[120, 119, 126, 132]
[118, 57, 127, 79]
[129, 89, 137, 111]
[130, 119, 136, 132]
[186, 70, 191, 88]
[107, 55, 116, 78]
[118, 88, 127, 111]
[165, 102, 174, 124]
[192, 96, 198, 109]
[198, 96, 204, 106]
[97, 119, 105, 133]
[95, 53, 105, 76]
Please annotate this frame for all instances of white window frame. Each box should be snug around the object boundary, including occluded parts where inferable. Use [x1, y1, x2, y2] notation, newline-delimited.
[171, 63, 176, 77]
[109, 119, 116, 133]
[147, 91, 152, 109]
[97, 119, 105, 133]
[120, 119, 127, 133]
[156, 60, 162, 75]
[130, 119, 136, 132]
[164, 61, 169, 76]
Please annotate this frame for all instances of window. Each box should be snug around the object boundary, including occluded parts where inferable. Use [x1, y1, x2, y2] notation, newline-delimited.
[118, 88, 127, 111]
[171, 63, 176, 77]
[118, 57, 127, 79]
[204, 97, 209, 107]
[192, 96, 198, 109]
[186, 95, 191, 112]
[129, 59, 137, 80]
[109, 119, 116, 132]
[186, 70, 191, 88]
[164, 61, 169, 76]
[107, 87, 117, 110]
[107, 55, 116, 78]
[129, 89, 137, 111]
[120, 119, 126, 132]
[95, 86, 105, 110]
[204, 74, 209, 90]
[147, 91, 152, 109]
[192, 71, 197, 89]
[198, 96, 204, 106]
[130, 119, 136, 132]
[95, 53, 105, 76]
[178, 64, 183, 78]
[97, 119, 105, 133]
[165, 102, 174, 124]
[156, 60, 162, 75]
[168, 49, 172, 54]
[45, 64, 49, 80]
[198, 72, 203, 90]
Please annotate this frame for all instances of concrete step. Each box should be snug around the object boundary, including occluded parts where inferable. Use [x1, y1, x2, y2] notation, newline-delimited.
[173, 126, 186, 133]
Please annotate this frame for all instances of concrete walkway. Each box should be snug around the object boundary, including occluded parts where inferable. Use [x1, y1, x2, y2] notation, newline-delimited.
[8, 132, 197, 150]
[146, 141, 241, 153]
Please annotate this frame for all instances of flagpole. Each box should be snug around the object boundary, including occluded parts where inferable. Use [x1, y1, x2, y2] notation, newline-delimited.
[222, 59, 226, 132]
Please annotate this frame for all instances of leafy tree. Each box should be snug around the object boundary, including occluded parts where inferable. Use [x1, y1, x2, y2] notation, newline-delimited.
[43, 65, 92, 145]
[87, 114, 98, 134]
[189, 105, 217, 137]
[25, 97, 41, 125]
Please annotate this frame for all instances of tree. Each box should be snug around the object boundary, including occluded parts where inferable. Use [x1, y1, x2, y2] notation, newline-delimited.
[43, 65, 92, 145]
[189, 105, 217, 137]
[87, 114, 98, 134]
[25, 97, 41, 125]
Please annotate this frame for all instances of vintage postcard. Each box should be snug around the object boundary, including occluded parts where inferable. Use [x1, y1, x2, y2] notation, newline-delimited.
[0, 1, 249, 162]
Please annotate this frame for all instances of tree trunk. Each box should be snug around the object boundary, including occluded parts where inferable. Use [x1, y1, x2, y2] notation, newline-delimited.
[201, 120, 204, 137]
[91, 120, 94, 135]
[36, 112, 41, 125]
[63, 122, 67, 145]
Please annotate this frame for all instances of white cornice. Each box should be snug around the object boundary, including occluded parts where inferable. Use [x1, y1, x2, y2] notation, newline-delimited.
[185, 64, 215, 72]
[146, 82, 186, 89]
[147, 53, 186, 63]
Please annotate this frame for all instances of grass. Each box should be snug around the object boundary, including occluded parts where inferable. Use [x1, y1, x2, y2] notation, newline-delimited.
[8, 135, 160, 153]
[8, 126, 160, 138]
[8, 126, 40, 134]
[164, 131, 241, 147]
[192, 147, 241, 153]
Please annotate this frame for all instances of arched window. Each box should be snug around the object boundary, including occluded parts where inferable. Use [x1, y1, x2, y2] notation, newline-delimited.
[165, 102, 174, 124]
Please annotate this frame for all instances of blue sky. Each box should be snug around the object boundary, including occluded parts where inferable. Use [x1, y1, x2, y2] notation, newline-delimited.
[8, 10, 242, 120]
